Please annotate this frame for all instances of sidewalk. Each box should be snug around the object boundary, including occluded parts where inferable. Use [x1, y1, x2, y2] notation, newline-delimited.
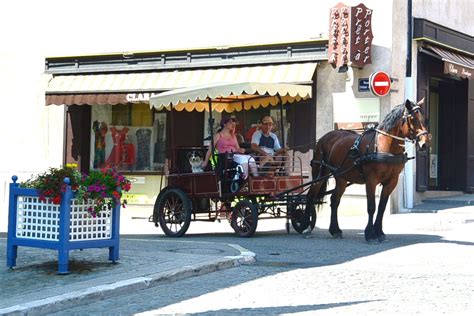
[1, 199, 473, 315]
[0, 237, 255, 315]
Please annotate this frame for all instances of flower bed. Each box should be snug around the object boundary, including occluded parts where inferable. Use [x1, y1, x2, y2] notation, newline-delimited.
[7, 166, 131, 274]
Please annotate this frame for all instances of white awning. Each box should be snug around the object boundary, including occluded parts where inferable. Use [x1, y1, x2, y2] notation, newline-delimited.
[149, 82, 312, 113]
[46, 62, 317, 94]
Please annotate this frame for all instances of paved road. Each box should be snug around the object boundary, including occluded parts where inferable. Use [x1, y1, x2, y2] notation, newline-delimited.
[53, 211, 474, 315]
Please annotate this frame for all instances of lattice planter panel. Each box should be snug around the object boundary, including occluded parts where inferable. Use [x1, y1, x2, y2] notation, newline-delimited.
[7, 176, 120, 274]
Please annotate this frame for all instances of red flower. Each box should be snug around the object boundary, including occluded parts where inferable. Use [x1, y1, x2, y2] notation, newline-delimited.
[52, 195, 61, 204]
[123, 183, 131, 191]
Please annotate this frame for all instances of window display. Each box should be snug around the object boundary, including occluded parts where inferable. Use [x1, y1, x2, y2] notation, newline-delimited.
[92, 120, 108, 168]
[91, 104, 166, 173]
[152, 112, 167, 165]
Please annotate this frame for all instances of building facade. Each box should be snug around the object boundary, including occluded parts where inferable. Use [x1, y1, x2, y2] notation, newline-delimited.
[0, 1, 472, 231]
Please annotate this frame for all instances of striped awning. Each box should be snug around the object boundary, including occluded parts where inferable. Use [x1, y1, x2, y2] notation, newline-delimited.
[149, 82, 312, 113]
[46, 62, 317, 105]
[426, 45, 473, 79]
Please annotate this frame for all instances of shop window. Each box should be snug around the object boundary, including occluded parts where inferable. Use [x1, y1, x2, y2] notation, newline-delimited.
[90, 103, 167, 173]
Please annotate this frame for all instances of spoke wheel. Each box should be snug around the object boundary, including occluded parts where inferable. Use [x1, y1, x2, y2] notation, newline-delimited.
[290, 203, 316, 234]
[155, 188, 191, 237]
[231, 199, 258, 238]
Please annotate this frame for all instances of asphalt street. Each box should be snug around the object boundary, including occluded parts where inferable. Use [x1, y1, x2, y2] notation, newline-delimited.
[47, 204, 474, 315]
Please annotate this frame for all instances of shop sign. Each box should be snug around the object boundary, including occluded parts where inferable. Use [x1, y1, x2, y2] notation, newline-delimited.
[444, 62, 472, 79]
[122, 193, 148, 204]
[333, 94, 380, 126]
[328, 3, 373, 69]
[126, 92, 160, 103]
[358, 78, 370, 92]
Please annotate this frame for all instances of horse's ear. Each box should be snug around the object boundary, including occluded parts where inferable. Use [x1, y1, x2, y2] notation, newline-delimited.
[405, 99, 413, 111]
[417, 97, 425, 107]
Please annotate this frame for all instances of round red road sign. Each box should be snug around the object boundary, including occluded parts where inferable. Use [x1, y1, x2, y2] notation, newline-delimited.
[369, 71, 391, 97]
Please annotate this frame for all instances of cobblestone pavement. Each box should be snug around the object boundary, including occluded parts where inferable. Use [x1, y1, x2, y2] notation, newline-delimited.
[51, 210, 474, 315]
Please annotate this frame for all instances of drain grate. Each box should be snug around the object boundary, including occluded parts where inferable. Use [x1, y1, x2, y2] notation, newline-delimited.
[254, 261, 297, 267]
[167, 247, 226, 255]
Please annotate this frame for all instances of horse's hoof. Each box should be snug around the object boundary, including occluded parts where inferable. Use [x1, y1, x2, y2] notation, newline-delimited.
[331, 232, 343, 239]
[377, 235, 387, 243]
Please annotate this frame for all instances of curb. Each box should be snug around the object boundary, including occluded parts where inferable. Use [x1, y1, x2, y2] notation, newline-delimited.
[0, 244, 255, 316]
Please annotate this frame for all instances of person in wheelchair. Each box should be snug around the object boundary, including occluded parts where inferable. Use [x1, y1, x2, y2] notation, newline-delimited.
[202, 116, 258, 179]
[251, 115, 289, 175]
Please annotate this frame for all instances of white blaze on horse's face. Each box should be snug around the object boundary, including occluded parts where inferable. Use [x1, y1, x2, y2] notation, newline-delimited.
[405, 98, 430, 149]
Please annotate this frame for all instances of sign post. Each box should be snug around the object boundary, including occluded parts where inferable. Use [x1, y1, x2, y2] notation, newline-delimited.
[369, 71, 391, 97]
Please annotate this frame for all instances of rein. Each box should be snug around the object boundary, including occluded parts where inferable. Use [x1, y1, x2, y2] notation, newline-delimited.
[374, 128, 415, 143]
[290, 140, 320, 151]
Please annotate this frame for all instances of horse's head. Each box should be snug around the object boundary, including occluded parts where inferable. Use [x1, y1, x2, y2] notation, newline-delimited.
[403, 98, 430, 150]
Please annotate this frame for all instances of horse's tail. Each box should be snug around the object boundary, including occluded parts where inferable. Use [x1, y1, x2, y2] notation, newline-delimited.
[308, 141, 329, 212]
[314, 178, 328, 210]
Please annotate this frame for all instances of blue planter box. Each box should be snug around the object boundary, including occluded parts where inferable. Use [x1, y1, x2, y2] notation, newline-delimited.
[6, 176, 120, 274]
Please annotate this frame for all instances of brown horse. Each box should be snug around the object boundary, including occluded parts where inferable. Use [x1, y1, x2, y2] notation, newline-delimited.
[306, 99, 430, 243]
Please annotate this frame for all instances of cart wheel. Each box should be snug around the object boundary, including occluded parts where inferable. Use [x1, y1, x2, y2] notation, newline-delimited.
[155, 188, 192, 237]
[231, 199, 258, 237]
[290, 203, 316, 234]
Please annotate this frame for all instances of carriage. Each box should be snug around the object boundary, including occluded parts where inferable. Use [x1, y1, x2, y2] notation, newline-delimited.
[148, 82, 317, 237]
[147, 80, 430, 241]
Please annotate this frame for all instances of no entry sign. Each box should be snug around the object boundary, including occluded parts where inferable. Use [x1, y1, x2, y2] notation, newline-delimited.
[369, 71, 391, 97]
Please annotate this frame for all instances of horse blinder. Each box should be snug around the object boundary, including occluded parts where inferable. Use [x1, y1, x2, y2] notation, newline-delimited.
[404, 106, 429, 147]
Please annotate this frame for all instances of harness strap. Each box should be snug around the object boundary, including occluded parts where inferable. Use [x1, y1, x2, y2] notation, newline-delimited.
[360, 152, 410, 164]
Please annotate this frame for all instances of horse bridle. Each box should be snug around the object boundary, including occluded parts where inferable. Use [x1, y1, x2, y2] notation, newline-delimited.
[403, 105, 429, 143]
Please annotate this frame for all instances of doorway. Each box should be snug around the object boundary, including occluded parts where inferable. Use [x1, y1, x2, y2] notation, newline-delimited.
[65, 105, 92, 174]
[428, 77, 468, 191]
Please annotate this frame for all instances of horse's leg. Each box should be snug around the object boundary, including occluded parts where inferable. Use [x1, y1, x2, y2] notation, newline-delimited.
[329, 178, 347, 238]
[364, 180, 378, 243]
[374, 178, 398, 242]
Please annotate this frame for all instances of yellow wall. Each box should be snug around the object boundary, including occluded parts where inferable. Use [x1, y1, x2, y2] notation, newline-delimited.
[122, 175, 166, 205]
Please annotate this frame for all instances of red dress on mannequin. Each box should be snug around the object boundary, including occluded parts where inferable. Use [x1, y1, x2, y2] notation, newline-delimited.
[106, 127, 135, 169]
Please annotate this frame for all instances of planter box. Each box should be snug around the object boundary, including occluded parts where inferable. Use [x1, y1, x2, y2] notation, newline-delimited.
[6, 176, 120, 274]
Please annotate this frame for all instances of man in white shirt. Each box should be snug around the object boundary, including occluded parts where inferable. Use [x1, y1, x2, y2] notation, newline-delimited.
[251, 116, 288, 173]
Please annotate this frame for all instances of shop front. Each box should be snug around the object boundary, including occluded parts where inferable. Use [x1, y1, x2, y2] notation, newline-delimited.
[414, 18, 474, 193]
[45, 40, 326, 204]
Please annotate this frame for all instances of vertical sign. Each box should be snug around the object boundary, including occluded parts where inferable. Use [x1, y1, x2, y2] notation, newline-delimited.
[350, 3, 373, 68]
[328, 3, 373, 69]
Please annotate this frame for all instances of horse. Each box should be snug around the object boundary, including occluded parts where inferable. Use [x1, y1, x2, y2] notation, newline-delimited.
[306, 99, 430, 243]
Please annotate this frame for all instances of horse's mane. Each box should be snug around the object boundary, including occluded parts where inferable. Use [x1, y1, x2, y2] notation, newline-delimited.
[377, 103, 405, 132]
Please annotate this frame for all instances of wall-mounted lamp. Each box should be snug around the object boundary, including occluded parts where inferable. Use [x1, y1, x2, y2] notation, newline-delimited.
[338, 65, 348, 73]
